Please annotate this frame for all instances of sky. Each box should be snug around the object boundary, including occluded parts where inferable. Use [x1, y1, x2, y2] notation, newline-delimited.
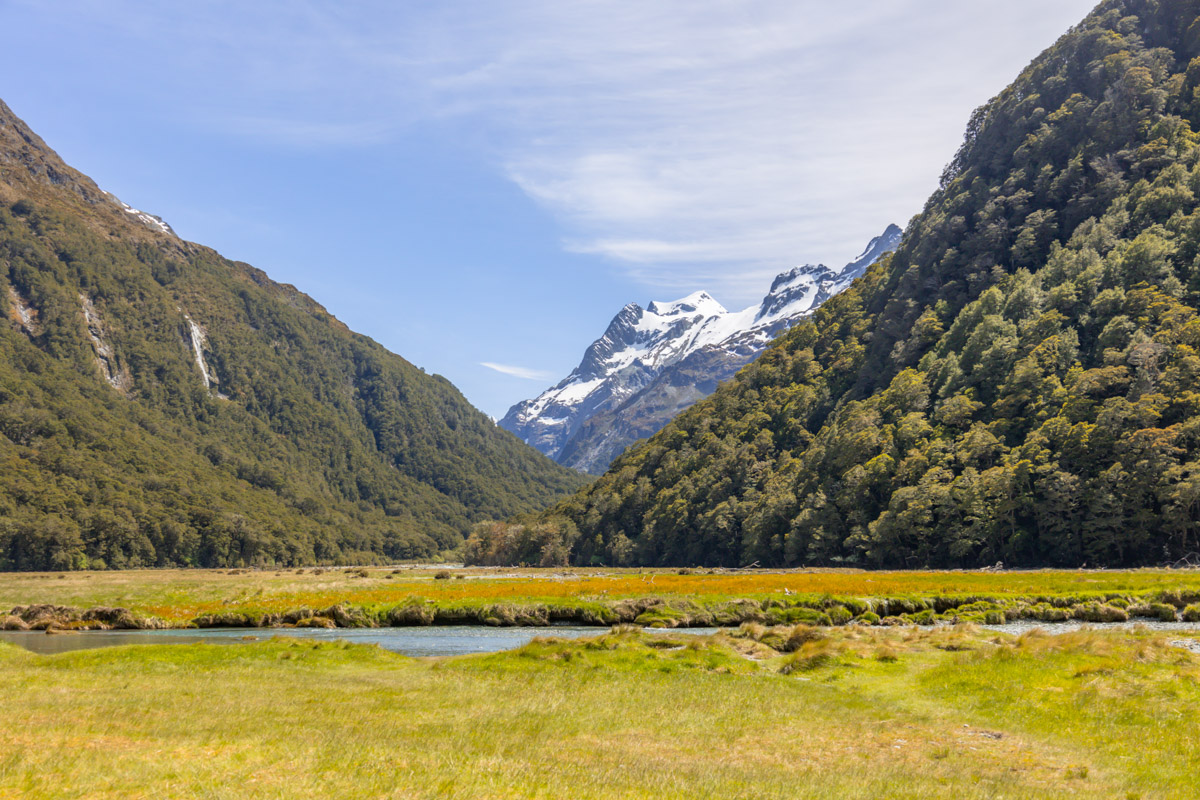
[0, 0, 1098, 418]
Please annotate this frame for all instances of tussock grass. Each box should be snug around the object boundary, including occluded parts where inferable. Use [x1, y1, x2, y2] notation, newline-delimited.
[2, 627, 1197, 797]
[5, 567, 1200, 630]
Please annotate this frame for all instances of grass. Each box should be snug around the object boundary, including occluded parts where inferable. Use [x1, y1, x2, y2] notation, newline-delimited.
[1, 625, 1197, 798]
[5, 566, 1200, 627]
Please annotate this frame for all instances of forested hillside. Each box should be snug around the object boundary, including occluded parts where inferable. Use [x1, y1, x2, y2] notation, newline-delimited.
[0, 99, 586, 570]
[501, 0, 1200, 569]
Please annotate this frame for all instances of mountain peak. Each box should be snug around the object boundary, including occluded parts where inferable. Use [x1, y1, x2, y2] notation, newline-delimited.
[646, 291, 726, 317]
[501, 224, 900, 471]
[838, 223, 904, 286]
[0, 99, 176, 238]
[0, 98, 103, 205]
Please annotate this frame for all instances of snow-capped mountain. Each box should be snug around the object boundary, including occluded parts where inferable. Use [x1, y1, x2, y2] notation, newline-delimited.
[501, 224, 902, 473]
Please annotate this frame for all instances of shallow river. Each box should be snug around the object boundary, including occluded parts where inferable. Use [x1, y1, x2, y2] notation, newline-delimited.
[3, 620, 1200, 658]
[979, 619, 1200, 636]
[0, 625, 720, 657]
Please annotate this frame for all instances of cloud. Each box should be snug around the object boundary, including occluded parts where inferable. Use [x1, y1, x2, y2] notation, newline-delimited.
[480, 362, 555, 381]
[418, 0, 1097, 303]
[65, 0, 1098, 303]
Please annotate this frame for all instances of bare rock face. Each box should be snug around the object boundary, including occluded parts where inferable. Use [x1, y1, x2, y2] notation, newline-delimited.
[502, 225, 902, 472]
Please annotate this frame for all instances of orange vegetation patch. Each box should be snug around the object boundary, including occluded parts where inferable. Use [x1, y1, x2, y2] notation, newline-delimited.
[128, 568, 1200, 622]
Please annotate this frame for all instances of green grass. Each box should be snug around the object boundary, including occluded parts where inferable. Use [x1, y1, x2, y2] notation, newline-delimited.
[1, 626, 1197, 798]
[5, 566, 1200, 628]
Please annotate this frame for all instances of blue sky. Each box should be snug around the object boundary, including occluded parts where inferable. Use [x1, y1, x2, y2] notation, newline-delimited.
[1, 0, 1097, 418]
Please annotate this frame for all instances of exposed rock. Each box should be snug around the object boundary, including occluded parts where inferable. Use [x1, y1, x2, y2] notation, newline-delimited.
[320, 604, 375, 628]
[81, 606, 141, 629]
[80, 295, 132, 394]
[0, 615, 29, 631]
[281, 608, 315, 624]
[386, 602, 435, 626]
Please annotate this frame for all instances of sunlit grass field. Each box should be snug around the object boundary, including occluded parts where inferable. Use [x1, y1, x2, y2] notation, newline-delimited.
[1, 625, 1197, 799]
[4, 566, 1200, 624]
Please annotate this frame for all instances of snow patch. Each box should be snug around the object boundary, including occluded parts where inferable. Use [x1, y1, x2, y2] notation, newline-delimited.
[101, 191, 176, 237]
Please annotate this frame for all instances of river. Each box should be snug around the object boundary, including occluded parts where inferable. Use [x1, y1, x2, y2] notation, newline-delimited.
[3, 619, 1199, 657]
[0, 625, 719, 657]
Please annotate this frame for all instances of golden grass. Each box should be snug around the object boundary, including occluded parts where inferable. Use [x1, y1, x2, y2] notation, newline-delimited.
[4, 566, 1200, 624]
[1, 626, 1195, 798]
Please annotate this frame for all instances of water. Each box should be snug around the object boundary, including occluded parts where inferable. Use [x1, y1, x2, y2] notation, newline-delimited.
[979, 619, 1200, 636]
[5, 620, 1199, 658]
[0, 625, 720, 657]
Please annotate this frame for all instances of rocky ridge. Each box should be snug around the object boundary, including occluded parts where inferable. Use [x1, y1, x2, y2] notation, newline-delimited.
[502, 225, 901, 472]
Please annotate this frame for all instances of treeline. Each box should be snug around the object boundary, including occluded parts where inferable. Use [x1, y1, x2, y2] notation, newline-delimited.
[524, 0, 1200, 568]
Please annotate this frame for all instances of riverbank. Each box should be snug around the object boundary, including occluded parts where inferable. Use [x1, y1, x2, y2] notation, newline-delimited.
[1, 624, 1197, 798]
[4, 566, 1200, 631]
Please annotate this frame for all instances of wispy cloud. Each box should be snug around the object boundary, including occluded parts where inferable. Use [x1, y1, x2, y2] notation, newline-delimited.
[480, 362, 555, 381]
[425, 0, 1097, 303]
[67, 0, 1097, 304]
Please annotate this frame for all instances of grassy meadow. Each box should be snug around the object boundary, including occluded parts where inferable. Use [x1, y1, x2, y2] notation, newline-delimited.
[5, 569, 1200, 797]
[5, 566, 1200, 628]
[2, 624, 1199, 798]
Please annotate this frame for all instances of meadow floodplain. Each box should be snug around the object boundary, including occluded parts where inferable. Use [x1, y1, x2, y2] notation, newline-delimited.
[1, 622, 1198, 798]
[4, 566, 1200, 631]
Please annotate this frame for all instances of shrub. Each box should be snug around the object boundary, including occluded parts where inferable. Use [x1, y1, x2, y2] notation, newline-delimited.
[1073, 603, 1128, 623]
[386, 602, 435, 626]
[1181, 603, 1200, 622]
[782, 625, 824, 652]
[634, 605, 688, 628]
[1130, 603, 1177, 621]
[827, 605, 853, 625]
[841, 598, 870, 616]
[433, 570, 452, 580]
[1029, 603, 1071, 622]
[780, 649, 836, 674]
[764, 606, 826, 626]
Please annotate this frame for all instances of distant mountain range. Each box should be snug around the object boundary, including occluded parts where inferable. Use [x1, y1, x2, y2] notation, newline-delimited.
[500, 226, 901, 472]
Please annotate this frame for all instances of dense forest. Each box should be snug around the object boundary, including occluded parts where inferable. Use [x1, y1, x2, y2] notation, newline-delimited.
[0, 99, 586, 571]
[481, 0, 1200, 569]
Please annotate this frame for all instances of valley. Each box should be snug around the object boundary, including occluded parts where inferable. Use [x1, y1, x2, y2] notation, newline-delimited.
[1, 618, 1198, 798]
[4, 1, 1200, 797]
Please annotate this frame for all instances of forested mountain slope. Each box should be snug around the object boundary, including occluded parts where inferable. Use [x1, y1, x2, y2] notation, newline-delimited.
[518, 0, 1200, 569]
[0, 99, 586, 570]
